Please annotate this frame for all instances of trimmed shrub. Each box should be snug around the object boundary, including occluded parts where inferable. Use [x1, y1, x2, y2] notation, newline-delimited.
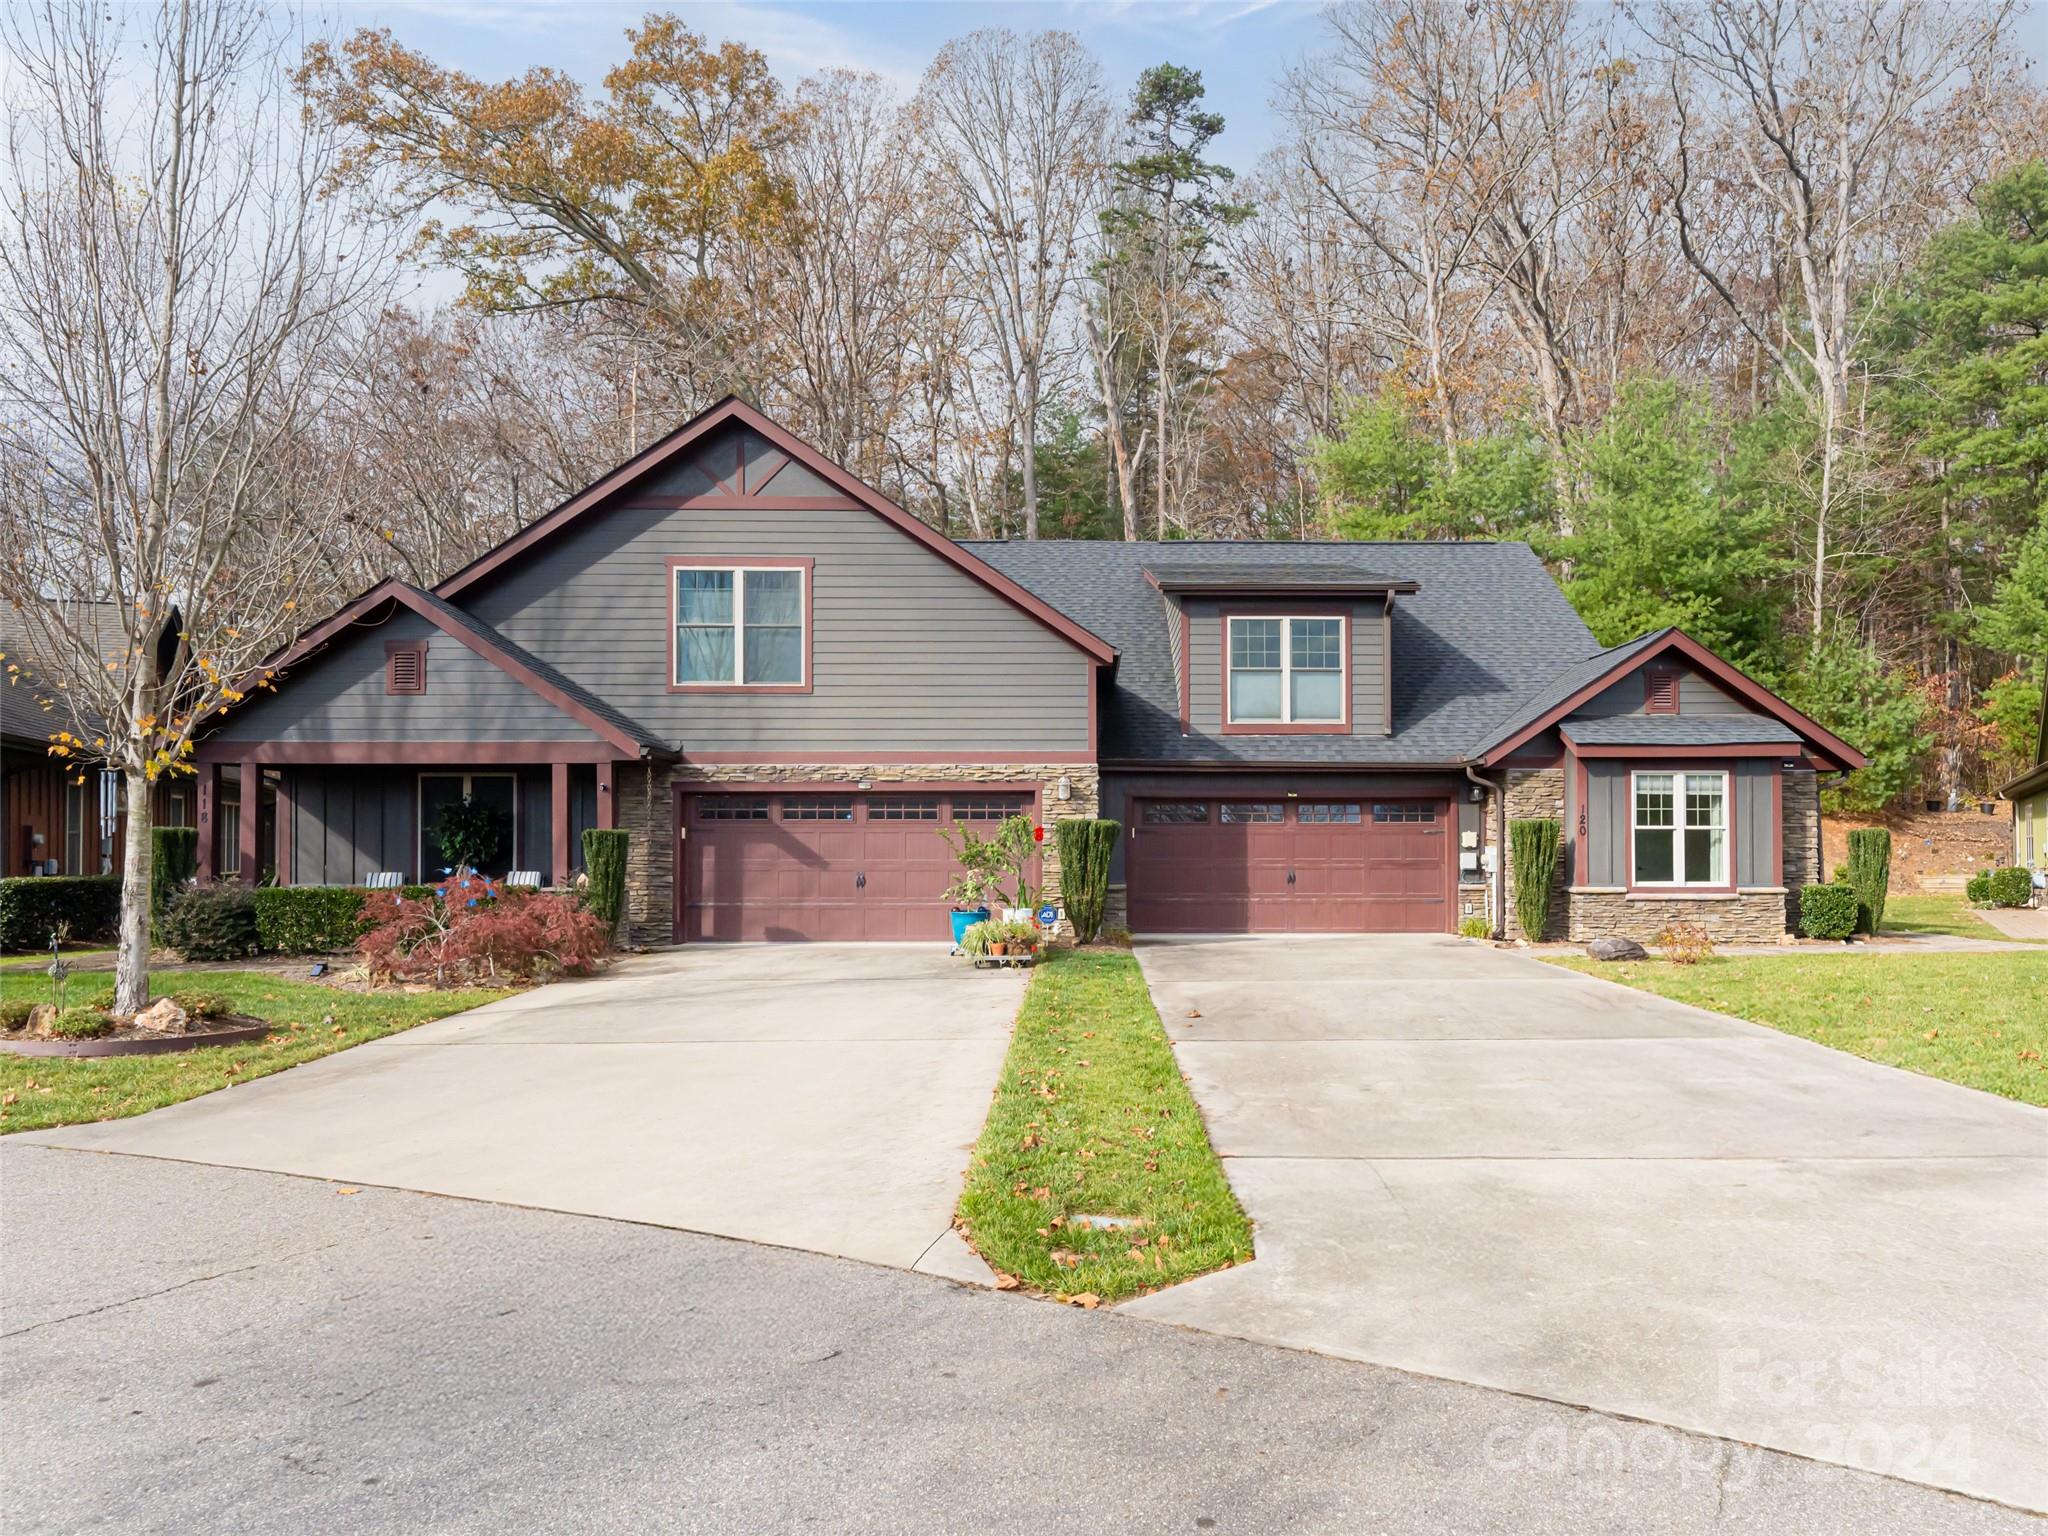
[1988, 866, 2034, 908]
[0, 998, 32, 1030]
[1965, 871, 1993, 905]
[1798, 883, 1860, 941]
[252, 887, 370, 954]
[1054, 818, 1120, 944]
[167, 989, 232, 1019]
[1844, 828, 1892, 934]
[150, 826, 199, 937]
[580, 828, 630, 940]
[160, 883, 259, 962]
[1458, 914, 1491, 939]
[1509, 818, 1562, 941]
[0, 876, 122, 951]
[49, 1005, 112, 1040]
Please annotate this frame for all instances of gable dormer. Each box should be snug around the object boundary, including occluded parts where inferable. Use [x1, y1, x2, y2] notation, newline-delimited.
[1145, 561, 1418, 740]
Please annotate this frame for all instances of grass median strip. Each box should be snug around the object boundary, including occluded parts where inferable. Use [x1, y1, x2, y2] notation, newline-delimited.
[1551, 951, 2048, 1105]
[0, 971, 510, 1134]
[957, 948, 1251, 1304]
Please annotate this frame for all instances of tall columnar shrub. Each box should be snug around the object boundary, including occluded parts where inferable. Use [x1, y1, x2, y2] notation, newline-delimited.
[1054, 818, 1120, 944]
[1844, 828, 1892, 935]
[150, 826, 199, 939]
[1509, 818, 1561, 942]
[580, 828, 630, 940]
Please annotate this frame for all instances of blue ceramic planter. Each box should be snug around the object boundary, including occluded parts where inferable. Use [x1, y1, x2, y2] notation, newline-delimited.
[950, 907, 990, 946]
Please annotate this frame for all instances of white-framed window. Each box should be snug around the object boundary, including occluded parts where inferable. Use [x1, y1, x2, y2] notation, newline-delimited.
[673, 565, 806, 687]
[1226, 615, 1345, 725]
[1633, 770, 1727, 887]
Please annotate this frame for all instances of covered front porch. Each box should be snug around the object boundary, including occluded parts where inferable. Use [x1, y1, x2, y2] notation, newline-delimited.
[193, 742, 623, 889]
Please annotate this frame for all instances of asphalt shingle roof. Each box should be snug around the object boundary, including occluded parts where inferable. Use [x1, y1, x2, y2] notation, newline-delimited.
[1143, 558, 1410, 590]
[967, 540, 1598, 765]
[1466, 629, 1674, 759]
[1561, 715, 1801, 747]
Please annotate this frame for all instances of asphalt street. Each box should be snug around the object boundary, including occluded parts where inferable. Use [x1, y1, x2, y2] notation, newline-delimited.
[3, 1143, 2036, 1535]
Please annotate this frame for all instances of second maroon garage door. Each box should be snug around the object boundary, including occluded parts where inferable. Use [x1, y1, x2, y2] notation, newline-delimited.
[679, 789, 1033, 941]
[1126, 797, 1451, 934]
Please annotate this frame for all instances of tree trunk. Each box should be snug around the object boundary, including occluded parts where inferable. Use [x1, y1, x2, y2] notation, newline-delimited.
[1020, 367, 1040, 540]
[1085, 312, 1142, 540]
[114, 769, 154, 1015]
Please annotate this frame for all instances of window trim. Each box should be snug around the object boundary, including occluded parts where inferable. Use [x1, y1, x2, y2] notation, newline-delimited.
[1220, 609, 1351, 734]
[385, 639, 428, 695]
[666, 556, 814, 694]
[1628, 767, 1732, 891]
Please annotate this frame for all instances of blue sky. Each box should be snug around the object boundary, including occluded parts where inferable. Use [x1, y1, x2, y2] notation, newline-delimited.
[336, 1, 1341, 172]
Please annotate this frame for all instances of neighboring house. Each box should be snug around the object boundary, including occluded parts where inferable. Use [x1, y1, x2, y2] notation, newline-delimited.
[191, 398, 1864, 946]
[2002, 675, 2048, 880]
[2, 603, 190, 880]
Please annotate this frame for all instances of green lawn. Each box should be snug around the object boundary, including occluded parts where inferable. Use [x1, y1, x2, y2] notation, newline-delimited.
[1882, 891, 2042, 943]
[957, 949, 1252, 1304]
[0, 970, 510, 1134]
[1551, 951, 2048, 1105]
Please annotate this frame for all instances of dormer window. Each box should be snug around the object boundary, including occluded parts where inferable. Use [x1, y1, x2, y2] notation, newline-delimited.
[1226, 615, 1346, 727]
[386, 641, 426, 695]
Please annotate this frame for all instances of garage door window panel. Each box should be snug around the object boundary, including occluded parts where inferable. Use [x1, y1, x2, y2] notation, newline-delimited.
[1225, 615, 1347, 730]
[1142, 801, 1209, 824]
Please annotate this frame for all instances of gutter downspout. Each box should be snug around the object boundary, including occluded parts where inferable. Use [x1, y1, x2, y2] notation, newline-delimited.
[1465, 763, 1505, 938]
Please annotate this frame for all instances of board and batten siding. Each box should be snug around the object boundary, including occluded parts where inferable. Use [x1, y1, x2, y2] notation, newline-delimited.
[1181, 598, 1387, 738]
[460, 501, 1093, 756]
[1582, 759, 1778, 888]
[213, 612, 603, 744]
[286, 764, 591, 886]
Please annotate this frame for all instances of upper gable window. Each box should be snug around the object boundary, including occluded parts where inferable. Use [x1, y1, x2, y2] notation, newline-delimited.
[671, 563, 808, 689]
[1227, 615, 1345, 726]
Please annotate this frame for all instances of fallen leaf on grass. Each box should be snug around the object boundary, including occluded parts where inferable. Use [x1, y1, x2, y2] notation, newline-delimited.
[1049, 1248, 1081, 1268]
[1067, 1292, 1101, 1309]
[992, 1272, 1021, 1291]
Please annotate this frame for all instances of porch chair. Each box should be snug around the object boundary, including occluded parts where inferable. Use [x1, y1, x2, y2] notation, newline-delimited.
[363, 871, 404, 889]
[505, 870, 542, 889]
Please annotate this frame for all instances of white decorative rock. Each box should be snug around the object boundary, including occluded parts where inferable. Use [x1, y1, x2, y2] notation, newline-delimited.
[130, 998, 190, 1035]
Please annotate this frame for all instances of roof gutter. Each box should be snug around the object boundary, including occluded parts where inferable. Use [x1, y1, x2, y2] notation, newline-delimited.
[1465, 762, 1505, 939]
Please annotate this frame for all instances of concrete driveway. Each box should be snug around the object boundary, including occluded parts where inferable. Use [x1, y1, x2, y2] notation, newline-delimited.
[1120, 935, 2048, 1512]
[21, 945, 1018, 1279]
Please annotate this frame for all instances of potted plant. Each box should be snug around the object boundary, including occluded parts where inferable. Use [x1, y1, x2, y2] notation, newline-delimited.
[939, 814, 1037, 946]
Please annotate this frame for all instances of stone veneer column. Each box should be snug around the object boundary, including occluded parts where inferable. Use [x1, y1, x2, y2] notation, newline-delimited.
[1502, 766, 1566, 942]
[620, 762, 1101, 948]
[1780, 767, 1821, 930]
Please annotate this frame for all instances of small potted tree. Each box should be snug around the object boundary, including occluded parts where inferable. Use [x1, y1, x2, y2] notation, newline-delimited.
[938, 814, 1038, 949]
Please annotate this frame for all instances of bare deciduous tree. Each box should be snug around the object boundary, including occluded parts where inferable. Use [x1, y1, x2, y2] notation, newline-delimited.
[0, 0, 390, 1010]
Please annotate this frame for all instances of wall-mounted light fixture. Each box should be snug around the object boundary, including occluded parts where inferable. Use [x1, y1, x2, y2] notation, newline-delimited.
[1056, 775, 1072, 801]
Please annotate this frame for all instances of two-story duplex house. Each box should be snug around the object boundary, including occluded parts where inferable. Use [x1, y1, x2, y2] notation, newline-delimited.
[194, 398, 1864, 946]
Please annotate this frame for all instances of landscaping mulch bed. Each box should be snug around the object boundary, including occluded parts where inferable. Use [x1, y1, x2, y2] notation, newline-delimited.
[1, 1016, 272, 1058]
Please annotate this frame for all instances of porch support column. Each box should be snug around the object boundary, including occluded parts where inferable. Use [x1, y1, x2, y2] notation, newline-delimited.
[274, 771, 293, 888]
[596, 759, 615, 830]
[552, 761, 571, 889]
[196, 762, 218, 880]
[238, 756, 259, 884]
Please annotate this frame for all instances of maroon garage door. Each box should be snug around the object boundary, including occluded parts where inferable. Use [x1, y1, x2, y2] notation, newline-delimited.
[678, 790, 1032, 942]
[1126, 797, 1451, 934]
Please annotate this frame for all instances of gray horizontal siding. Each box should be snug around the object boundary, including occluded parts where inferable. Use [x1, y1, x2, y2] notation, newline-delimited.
[1583, 759, 1775, 887]
[1181, 599, 1386, 738]
[216, 612, 603, 744]
[1580, 664, 1756, 719]
[462, 501, 1092, 755]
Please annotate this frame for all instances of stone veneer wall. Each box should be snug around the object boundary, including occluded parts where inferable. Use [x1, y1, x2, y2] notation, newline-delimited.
[618, 761, 1101, 947]
[1781, 767, 1821, 929]
[1502, 766, 1566, 942]
[1567, 889, 1789, 944]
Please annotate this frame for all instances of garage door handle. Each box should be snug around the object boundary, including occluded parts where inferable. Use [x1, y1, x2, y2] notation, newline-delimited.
[855, 871, 866, 890]
[1286, 868, 1296, 885]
